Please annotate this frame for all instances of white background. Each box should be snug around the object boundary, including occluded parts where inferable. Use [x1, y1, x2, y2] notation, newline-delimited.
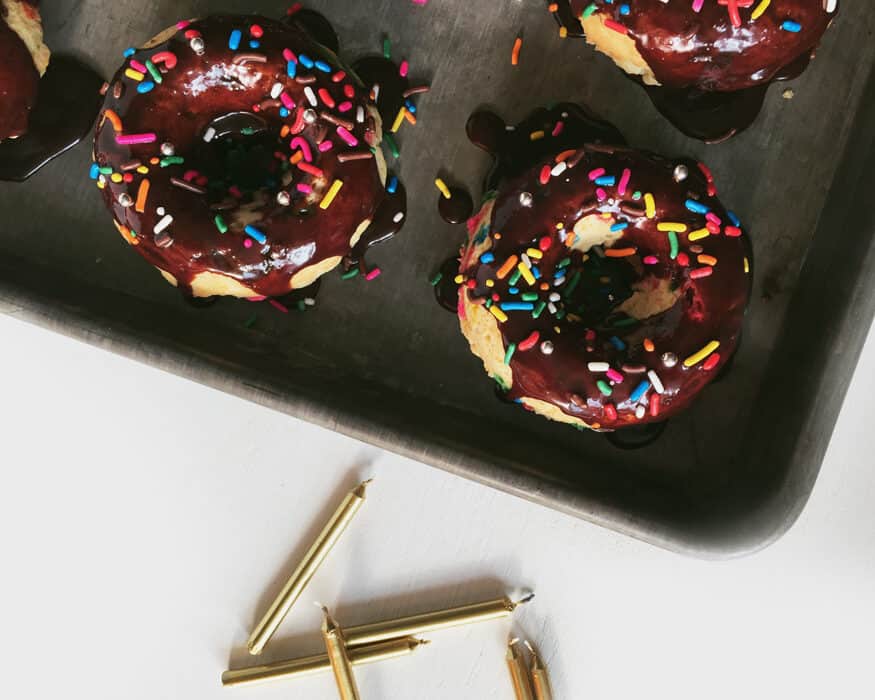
[1, 312, 873, 699]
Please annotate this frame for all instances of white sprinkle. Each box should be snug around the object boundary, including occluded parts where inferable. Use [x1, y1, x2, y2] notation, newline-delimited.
[154, 214, 173, 235]
[824, 0, 837, 12]
[635, 405, 646, 419]
[521, 253, 531, 268]
[304, 297, 316, 306]
[519, 192, 533, 207]
[304, 86, 318, 107]
[551, 161, 567, 177]
[392, 212, 404, 223]
[156, 206, 166, 216]
[648, 370, 665, 394]
[356, 105, 365, 123]
[270, 82, 284, 99]
[203, 127, 216, 142]
[548, 292, 560, 302]
[547, 302, 557, 314]
[588, 362, 610, 372]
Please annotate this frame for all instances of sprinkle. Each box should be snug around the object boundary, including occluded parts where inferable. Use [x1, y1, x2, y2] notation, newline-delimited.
[605, 247, 636, 257]
[668, 231, 679, 259]
[124, 68, 145, 82]
[497, 255, 518, 279]
[160, 156, 184, 167]
[504, 343, 517, 364]
[690, 266, 713, 279]
[342, 268, 360, 280]
[781, 20, 802, 32]
[597, 380, 613, 397]
[117, 225, 138, 246]
[136, 81, 155, 94]
[336, 126, 358, 147]
[116, 133, 157, 145]
[511, 36, 522, 65]
[89, 163, 100, 179]
[588, 362, 610, 372]
[382, 36, 392, 59]
[629, 380, 651, 403]
[688, 227, 710, 241]
[500, 302, 535, 312]
[618, 168, 631, 196]
[698, 254, 718, 266]
[383, 133, 400, 158]
[517, 261, 536, 286]
[526, 248, 543, 260]
[153, 214, 173, 235]
[298, 54, 314, 69]
[319, 180, 344, 209]
[684, 340, 720, 368]
[214, 215, 228, 234]
[649, 394, 660, 417]
[203, 127, 216, 143]
[135, 179, 150, 212]
[244, 225, 267, 244]
[643, 338, 655, 352]
[530, 130, 545, 141]
[228, 29, 242, 50]
[588, 167, 605, 181]
[685, 199, 709, 214]
[604, 18, 628, 34]
[606, 368, 624, 383]
[647, 370, 665, 394]
[609, 336, 626, 351]
[657, 222, 687, 233]
[150, 51, 178, 69]
[365, 267, 382, 281]
[489, 305, 508, 323]
[103, 109, 123, 132]
[315, 59, 332, 73]
[725, 226, 742, 237]
[519, 331, 540, 351]
[703, 353, 722, 371]
[604, 404, 618, 421]
[644, 193, 656, 218]
[434, 178, 452, 199]
[744, 257, 750, 273]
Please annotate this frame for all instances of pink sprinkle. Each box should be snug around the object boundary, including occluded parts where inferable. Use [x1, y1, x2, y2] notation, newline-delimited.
[280, 92, 296, 110]
[289, 136, 312, 162]
[296, 183, 312, 194]
[229, 185, 243, 198]
[176, 20, 191, 30]
[268, 299, 289, 313]
[618, 168, 631, 196]
[336, 126, 358, 147]
[244, 238, 253, 248]
[196, 176, 208, 187]
[705, 212, 722, 226]
[706, 221, 721, 234]
[365, 267, 382, 281]
[552, 121, 564, 137]
[283, 48, 297, 63]
[606, 368, 624, 383]
[643, 255, 659, 265]
[246, 295, 267, 302]
[588, 167, 606, 181]
[183, 169, 199, 182]
[115, 133, 156, 145]
[338, 101, 353, 113]
[596, 187, 607, 201]
[690, 266, 713, 279]
[129, 59, 147, 73]
[318, 140, 334, 152]
[399, 60, 409, 77]
[692, 0, 705, 11]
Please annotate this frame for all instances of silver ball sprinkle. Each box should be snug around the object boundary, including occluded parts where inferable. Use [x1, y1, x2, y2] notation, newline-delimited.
[540, 340, 555, 355]
[673, 164, 689, 182]
[662, 352, 678, 368]
[276, 191, 291, 206]
[519, 191, 534, 207]
[160, 142, 175, 156]
[118, 193, 133, 207]
[303, 108, 318, 124]
[190, 37, 205, 55]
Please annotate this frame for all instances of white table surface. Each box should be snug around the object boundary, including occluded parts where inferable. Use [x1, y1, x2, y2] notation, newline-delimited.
[1, 312, 873, 700]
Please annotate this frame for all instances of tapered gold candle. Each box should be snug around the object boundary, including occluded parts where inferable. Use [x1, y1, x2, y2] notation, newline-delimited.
[247, 479, 371, 655]
[221, 637, 428, 687]
[525, 641, 553, 700]
[507, 638, 535, 700]
[322, 606, 361, 700]
[344, 594, 533, 647]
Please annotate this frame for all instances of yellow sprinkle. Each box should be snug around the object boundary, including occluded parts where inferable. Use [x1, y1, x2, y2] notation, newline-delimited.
[657, 222, 688, 233]
[644, 193, 656, 218]
[555, 222, 564, 229]
[319, 179, 343, 209]
[683, 340, 720, 368]
[435, 178, 452, 199]
[744, 257, 750, 274]
[688, 227, 710, 241]
[110, 173, 123, 183]
[97, 180, 106, 190]
[530, 130, 545, 141]
[485, 279, 495, 287]
[751, 0, 771, 20]
[517, 261, 536, 286]
[526, 248, 543, 259]
[454, 274, 465, 284]
[489, 305, 508, 323]
[136, 166, 149, 174]
[559, 26, 568, 38]
[554, 326, 561, 334]
[390, 107, 406, 133]
[125, 68, 145, 82]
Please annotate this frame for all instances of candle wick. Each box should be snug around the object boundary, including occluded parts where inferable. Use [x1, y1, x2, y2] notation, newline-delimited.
[513, 592, 536, 607]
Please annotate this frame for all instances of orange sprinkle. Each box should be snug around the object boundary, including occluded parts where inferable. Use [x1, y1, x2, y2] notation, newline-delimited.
[135, 179, 150, 213]
[290, 151, 304, 164]
[117, 225, 138, 246]
[511, 37, 522, 66]
[403, 109, 417, 125]
[496, 254, 519, 279]
[559, 26, 568, 38]
[555, 149, 577, 163]
[103, 109, 123, 132]
[605, 247, 637, 258]
[280, 125, 290, 138]
[548, 2, 559, 10]
[643, 338, 655, 352]
[493, 232, 502, 239]
[540, 282, 550, 291]
[698, 254, 718, 266]
[149, 157, 160, 165]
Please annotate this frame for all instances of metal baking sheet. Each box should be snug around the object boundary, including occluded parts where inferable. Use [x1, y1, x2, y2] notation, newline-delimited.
[2, 0, 874, 557]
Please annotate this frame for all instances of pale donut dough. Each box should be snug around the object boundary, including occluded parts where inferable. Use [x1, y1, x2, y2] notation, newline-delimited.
[581, 14, 658, 87]
[3, 0, 50, 75]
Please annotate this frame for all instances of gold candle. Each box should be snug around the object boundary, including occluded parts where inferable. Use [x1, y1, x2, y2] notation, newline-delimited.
[322, 606, 361, 700]
[345, 594, 533, 647]
[247, 479, 371, 655]
[507, 638, 535, 700]
[221, 637, 428, 687]
[525, 641, 553, 700]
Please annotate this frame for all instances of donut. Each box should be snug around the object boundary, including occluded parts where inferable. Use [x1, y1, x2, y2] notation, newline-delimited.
[91, 14, 405, 299]
[0, 0, 50, 140]
[455, 105, 752, 431]
[550, 0, 839, 139]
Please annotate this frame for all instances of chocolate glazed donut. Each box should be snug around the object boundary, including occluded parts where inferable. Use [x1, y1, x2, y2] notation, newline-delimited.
[0, 0, 49, 140]
[550, 0, 839, 141]
[91, 14, 406, 300]
[454, 105, 752, 431]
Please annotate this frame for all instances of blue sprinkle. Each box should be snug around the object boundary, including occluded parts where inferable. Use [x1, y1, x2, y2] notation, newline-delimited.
[594, 175, 616, 186]
[630, 380, 651, 403]
[244, 225, 267, 244]
[387, 176, 398, 194]
[123, 47, 135, 58]
[279, 107, 290, 118]
[685, 199, 710, 214]
[480, 252, 495, 264]
[532, 266, 541, 280]
[619, 3, 630, 14]
[287, 61, 297, 78]
[89, 163, 100, 180]
[314, 60, 332, 73]
[405, 100, 417, 114]
[553, 269, 567, 280]
[727, 210, 741, 227]
[609, 336, 626, 351]
[610, 221, 629, 232]
[500, 302, 535, 312]
[249, 40, 261, 49]
[508, 286, 519, 295]
[298, 54, 314, 69]
[229, 29, 242, 50]
[781, 20, 802, 32]
[137, 81, 155, 94]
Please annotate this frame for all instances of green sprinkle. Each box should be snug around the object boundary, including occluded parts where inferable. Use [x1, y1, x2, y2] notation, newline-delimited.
[145, 60, 162, 84]
[613, 316, 638, 327]
[557, 257, 572, 268]
[341, 268, 360, 280]
[430, 271, 443, 286]
[508, 269, 522, 286]
[555, 309, 566, 320]
[564, 270, 582, 297]
[99, 166, 113, 175]
[214, 215, 228, 234]
[382, 36, 391, 59]
[383, 133, 399, 158]
[495, 375, 508, 391]
[504, 342, 516, 365]
[297, 301, 307, 312]
[632, 190, 642, 200]
[668, 230, 679, 259]
[597, 380, 613, 396]
[533, 300, 546, 319]
[241, 127, 256, 136]
[243, 314, 258, 328]
[582, 3, 598, 20]
[160, 156, 184, 167]
[521, 293, 539, 302]
[485, 299, 493, 308]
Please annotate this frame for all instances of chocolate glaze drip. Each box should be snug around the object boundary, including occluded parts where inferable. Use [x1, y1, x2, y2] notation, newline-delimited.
[346, 180, 406, 269]
[0, 2, 40, 140]
[434, 256, 463, 312]
[554, 0, 838, 141]
[284, 8, 339, 55]
[93, 14, 407, 300]
[438, 187, 473, 224]
[351, 56, 409, 126]
[0, 55, 103, 180]
[456, 104, 753, 431]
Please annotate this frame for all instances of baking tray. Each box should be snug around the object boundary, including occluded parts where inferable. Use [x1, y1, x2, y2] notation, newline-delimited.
[2, 0, 874, 557]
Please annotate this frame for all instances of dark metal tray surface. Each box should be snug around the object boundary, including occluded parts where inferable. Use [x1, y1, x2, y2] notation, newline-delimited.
[2, 0, 874, 557]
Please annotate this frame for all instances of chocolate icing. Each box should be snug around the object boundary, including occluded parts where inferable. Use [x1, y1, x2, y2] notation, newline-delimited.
[438, 187, 473, 225]
[553, 0, 838, 141]
[0, 1, 40, 140]
[93, 14, 406, 299]
[456, 104, 753, 430]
